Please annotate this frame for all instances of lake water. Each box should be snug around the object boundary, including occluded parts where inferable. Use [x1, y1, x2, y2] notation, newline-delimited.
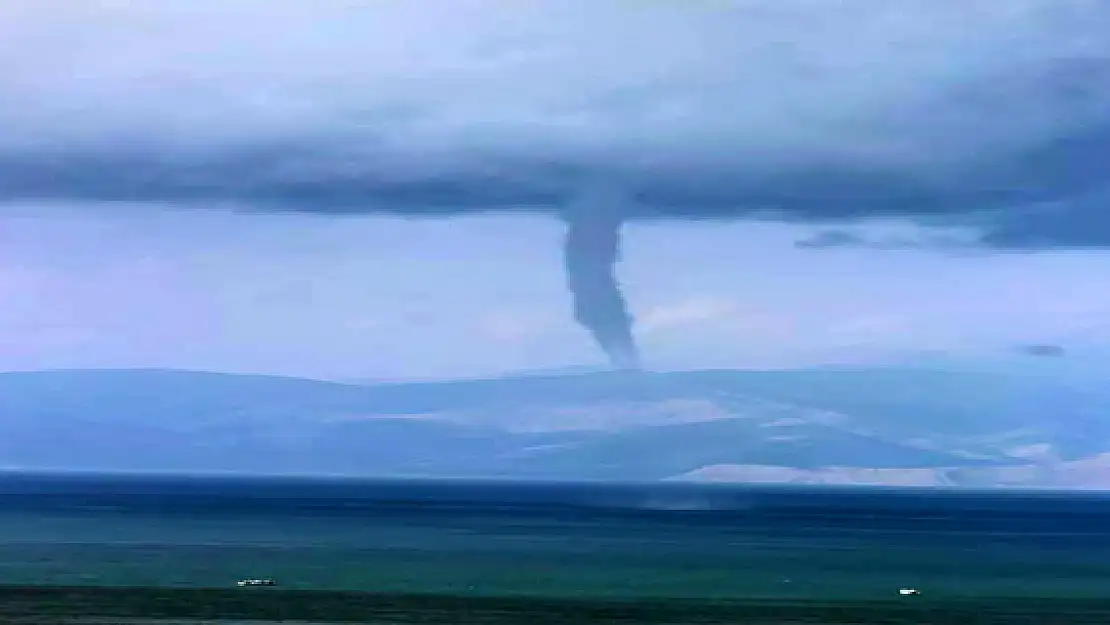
[1, 472, 1109, 601]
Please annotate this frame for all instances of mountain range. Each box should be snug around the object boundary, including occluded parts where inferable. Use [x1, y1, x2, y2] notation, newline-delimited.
[0, 366, 1107, 488]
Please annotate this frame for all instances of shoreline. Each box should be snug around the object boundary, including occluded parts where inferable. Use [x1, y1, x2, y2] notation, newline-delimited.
[4, 585, 1110, 624]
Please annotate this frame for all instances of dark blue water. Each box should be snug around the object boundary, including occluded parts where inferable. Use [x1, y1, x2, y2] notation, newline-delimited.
[1, 472, 1109, 600]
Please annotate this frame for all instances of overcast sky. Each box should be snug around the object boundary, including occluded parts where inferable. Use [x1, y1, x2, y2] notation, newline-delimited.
[2, 0, 1109, 380]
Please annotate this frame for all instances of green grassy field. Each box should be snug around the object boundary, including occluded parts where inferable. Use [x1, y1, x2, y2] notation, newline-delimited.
[3, 585, 1110, 624]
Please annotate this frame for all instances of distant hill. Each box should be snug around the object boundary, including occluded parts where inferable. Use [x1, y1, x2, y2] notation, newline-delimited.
[0, 367, 1107, 487]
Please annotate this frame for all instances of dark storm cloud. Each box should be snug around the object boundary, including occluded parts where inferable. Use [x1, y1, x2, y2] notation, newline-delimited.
[794, 230, 872, 250]
[1018, 344, 1068, 357]
[979, 191, 1110, 249]
[3, 120, 1108, 237]
[2, 0, 1109, 244]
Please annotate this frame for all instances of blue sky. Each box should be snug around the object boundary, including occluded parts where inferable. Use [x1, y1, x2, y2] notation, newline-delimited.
[5, 204, 1110, 380]
[2, 1, 1109, 380]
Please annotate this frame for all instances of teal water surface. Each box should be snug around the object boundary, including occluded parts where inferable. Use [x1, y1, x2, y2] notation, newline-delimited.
[1, 473, 1108, 601]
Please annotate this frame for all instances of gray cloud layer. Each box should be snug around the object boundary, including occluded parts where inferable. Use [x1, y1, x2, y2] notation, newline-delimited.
[3, 1, 1108, 367]
[1019, 344, 1068, 358]
[2, 0, 1109, 245]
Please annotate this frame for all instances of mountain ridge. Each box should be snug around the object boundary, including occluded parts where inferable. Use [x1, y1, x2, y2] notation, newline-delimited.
[1, 367, 1106, 488]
